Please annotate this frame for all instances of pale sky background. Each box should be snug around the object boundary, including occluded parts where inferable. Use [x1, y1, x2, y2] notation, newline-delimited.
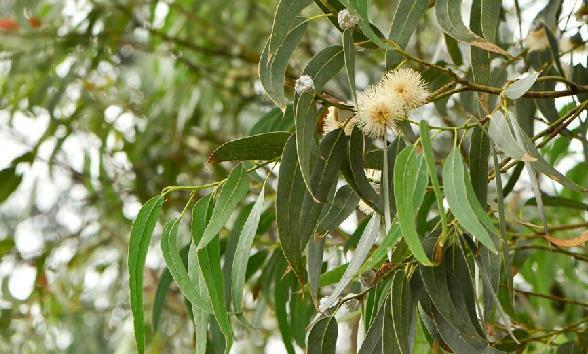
[0, 0, 586, 352]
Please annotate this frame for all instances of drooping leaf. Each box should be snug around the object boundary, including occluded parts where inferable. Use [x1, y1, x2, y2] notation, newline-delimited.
[393, 145, 433, 265]
[308, 316, 338, 354]
[295, 92, 320, 200]
[161, 219, 212, 312]
[343, 29, 357, 103]
[268, 0, 313, 55]
[208, 132, 291, 163]
[488, 111, 535, 162]
[188, 245, 209, 354]
[385, 0, 429, 69]
[276, 134, 308, 282]
[191, 194, 232, 353]
[296, 46, 345, 198]
[419, 121, 449, 244]
[317, 184, 360, 234]
[435, 0, 510, 56]
[260, 17, 308, 108]
[443, 147, 498, 253]
[390, 270, 416, 354]
[128, 195, 164, 354]
[317, 214, 381, 314]
[198, 235, 233, 353]
[469, 126, 490, 205]
[231, 188, 265, 315]
[152, 269, 173, 332]
[197, 165, 249, 250]
[347, 129, 383, 214]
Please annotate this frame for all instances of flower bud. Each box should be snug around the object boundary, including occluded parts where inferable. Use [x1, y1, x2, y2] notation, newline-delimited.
[295, 75, 315, 94]
[338, 9, 358, 30]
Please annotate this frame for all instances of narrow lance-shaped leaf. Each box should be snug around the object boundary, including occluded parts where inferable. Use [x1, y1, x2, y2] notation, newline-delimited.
[208, 132, 291, 163]
[443, 147, 498, 253]
[188, 245, 209, 354]
[317, 214, 381, 315]
[198, 235, 233, 352]
[231, 187, 265, 315]
[435, 0, 510, 57]
[259, 17, 308, 108]
[317, 185, 360, 234]
[308, 316, 338, 354]
[385, 0, 429, 69]
[391, 270, 416, 354]
[487, 111, 535, 162]
[343, 29, 357, 103]
[419, 121, 449, 245]
[161, 219, 212, 312]
[128, 195, 164, 354]
[393, 145, 433, 265]
[192, 194, 233, 353]
[296, 46, 344, 200]
[347, 128, 383, 214]
[268, 0, 313, 55]
[197, 165, 249, 250]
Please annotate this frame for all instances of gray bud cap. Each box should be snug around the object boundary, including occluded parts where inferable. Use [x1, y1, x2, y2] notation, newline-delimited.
[338, 9, 358, 30]
[295, 75, 315, 94]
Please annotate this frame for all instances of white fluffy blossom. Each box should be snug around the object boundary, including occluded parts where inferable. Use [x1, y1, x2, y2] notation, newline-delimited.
[380, 68, 429, 114]
[356, 68, 428, 138]
[295, 75, 315, 94]
[356, 83, 404, 138]
[338, 9, 358, 30]
[323, 106, 356, 136]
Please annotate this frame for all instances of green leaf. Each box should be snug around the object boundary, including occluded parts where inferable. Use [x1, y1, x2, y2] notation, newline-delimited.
[544, 26, 565, 78]
[525, 194, 588, 210]
[198, 235, 233, 353]
[358, 223, 401, 275]
[308, 316, 338, 354]
[317, 184, 360, 234]
[249, 106, 295, 135]
[278, 130, 347, 283]
[260, 18, 308, 108]
[347, 129, 383, 214]
[276, 134, 307, 282]
[0, 167, 22, 204]
[343, 29, 357, 103]
[469, 126, 490, 204]
[391, 270, 416, 354]
[504, 69, 540, 99]
[435, 0, 510, 56]
[231, 187, 265, 315]
[317, 214, 381, 314]
[208, 132, 291, 163]
[161, 219, 212, 312]
[488, 111, 534, 162]
[0, 238, 15, 260]
[275, 257, 296, 354]
[419, 121, 449, 245]
[358, 294, 388, 354]
[269, 0, 313, 55]
[295, 92, 320, 200]
[296, 46, 344, 199]
[188, 245, 209, 354]
[419, 257, 499, 353]
[197, 165, 249, 250]
[307, 236, 325, 307]
[444, 33, 463, 65]
[301, 45, 344, 92]
[191, 194, 232, 352]
[443, 147, 498, 253]
[385, 0, 429, 69]
[481, 0, 501, 40]
[128, 195, 164, 354]
[393, 145, 433, 265]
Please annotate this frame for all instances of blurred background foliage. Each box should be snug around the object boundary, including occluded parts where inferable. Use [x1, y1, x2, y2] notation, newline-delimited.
[0, 0, 586, 353]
